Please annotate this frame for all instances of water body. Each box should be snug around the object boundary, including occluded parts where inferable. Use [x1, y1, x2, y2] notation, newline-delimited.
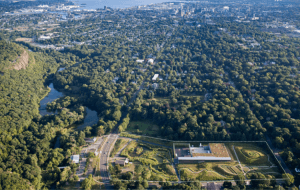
[54, 107, 98, 149]
[39, 83, 64, 116]
[39, 67, 98, 148]
[73, 0, 173, 10]
[76, 108, 99, 131]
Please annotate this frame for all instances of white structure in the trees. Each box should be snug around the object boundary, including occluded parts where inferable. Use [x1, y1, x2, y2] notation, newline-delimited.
[152, 74, 159, 81]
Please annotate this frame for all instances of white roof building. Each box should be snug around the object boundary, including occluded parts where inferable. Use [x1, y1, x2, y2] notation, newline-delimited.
[176, 143, 231, 162]
[38, 35, 51, 40]
[71, 155, 80, 164]
[152, 74, 159, 81]
[148, 58, 154, 64]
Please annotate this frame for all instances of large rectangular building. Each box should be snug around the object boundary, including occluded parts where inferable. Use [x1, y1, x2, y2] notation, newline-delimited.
[175, 143, 231, 162]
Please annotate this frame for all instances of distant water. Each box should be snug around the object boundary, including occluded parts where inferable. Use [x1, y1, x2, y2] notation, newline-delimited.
[73, 0, 173, 9]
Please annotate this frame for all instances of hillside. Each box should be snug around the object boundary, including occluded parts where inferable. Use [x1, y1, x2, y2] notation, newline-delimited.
[0, 41, 35, 71]
[0, 41, 61, 189]
[0, 41, 59, 131]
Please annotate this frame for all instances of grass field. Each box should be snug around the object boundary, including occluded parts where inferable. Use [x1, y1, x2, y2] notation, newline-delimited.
[126, 120, 160, 136]
[147, 97, 171, 104]
[120, 132, 174, 147]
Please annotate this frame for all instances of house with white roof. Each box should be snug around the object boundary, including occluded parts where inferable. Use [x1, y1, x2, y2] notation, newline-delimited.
[152, 74, 159, 81]
[71, 155, 80, 164]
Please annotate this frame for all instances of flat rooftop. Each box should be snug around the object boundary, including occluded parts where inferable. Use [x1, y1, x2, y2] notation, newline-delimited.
[190, 146, 210, 154]
[193, 143, 229, 157]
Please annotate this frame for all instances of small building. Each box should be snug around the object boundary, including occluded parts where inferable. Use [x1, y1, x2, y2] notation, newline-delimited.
[248, 62, 254, 66]
[71, 155, 80, 164]
[115, 158, 129, 166]
[85, 137, 97, 143]
[38, 35, 51, 40]
[148, 58, 154, 64]
[152, 74, 159, 81]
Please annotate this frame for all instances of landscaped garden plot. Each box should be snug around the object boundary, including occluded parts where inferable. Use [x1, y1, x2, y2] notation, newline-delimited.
[126, 120, 159, 135]
[245, 166, 283, 178]
[180, 168, 226, 181]
[219, 165, 244, 175]
[111, 141, 178, 182]
[177, 162, 237, 181]
[175, 142, 285, 182]
[229, 143, 276, 166]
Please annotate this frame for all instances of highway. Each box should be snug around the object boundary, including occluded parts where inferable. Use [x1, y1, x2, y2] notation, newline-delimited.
[99, 75, 149, 189]
[99, 134, 119, 189]
[98, 32, 171, 189]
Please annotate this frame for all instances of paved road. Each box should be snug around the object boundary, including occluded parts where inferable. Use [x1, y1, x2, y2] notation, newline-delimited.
[99, 67, 153, 189]
[100, 134, 119, 189]
[75, 137, 105, 186]
[98, 32, 173, 188]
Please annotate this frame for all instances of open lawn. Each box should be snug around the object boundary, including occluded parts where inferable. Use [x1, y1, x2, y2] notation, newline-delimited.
[120, 132, 173, 147]
[147, 96, 171, 104]
[126, 120, 160, 136]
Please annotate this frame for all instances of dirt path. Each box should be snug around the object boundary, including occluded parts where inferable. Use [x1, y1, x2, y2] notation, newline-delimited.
[232, 146, 246, 177]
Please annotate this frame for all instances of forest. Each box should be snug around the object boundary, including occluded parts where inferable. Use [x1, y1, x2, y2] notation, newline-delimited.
[1, 5, 300, 188]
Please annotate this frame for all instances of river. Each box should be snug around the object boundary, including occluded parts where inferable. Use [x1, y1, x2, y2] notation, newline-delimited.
[38, 67, 99, 148]
[39, 83, 64, 116]
[53, 107, 98, 149]
[76, 108, 98, 131]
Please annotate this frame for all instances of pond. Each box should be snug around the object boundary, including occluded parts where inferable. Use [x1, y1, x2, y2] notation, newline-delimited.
[39, 83, 64, 116]
[76, 107, 99, 131]
[54, 107, 98, 149]
[39, 67, 99, 148]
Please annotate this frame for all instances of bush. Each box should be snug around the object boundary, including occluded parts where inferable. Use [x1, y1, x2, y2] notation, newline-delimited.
[87, 152, 95, 158]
